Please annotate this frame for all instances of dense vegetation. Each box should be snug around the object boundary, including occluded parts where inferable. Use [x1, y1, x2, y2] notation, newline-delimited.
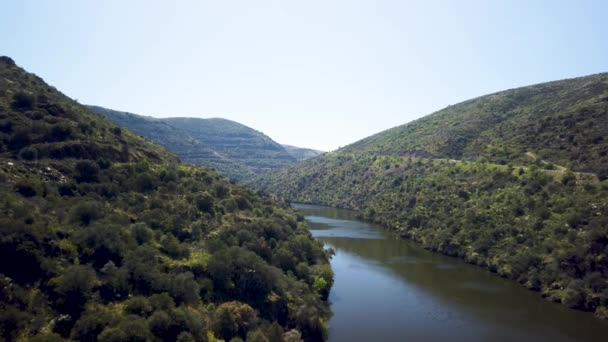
[280, 145, 323, 162]
[88, 106, 298, 180]
[343, 73, 608, 179]
[253, 73, 608, 319]
[0, 56, 333, 341]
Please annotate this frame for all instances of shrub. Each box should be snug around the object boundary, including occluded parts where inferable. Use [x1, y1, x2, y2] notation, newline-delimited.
[168, 272, 199, 305]
[15, 178, 40, 197]
[18, 146, 38, 161]
[8, 130, 31, 150]
[58, 182, 77, 197]
[195, 192, 215, 215]
[48, 124, 73, 141]
[97, 158, 112, 170]
[135, 173, 157, 192]
[124, 296, 153, 317]
[111, 127, 122, 136]
[71, 201, 102, 225]
[70, 309, 113, 341]
[148, 310, 171, 338]
[75, 160, 99, 183]
[53, 265, 97, 315]
[11, 92, 35, 111]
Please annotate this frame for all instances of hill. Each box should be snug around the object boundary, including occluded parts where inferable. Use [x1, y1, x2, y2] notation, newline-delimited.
[0, 56, 332, 341]
[341, 73, 608, 179]
[281, 144, 324, 161]
[87, 105, 297, 180]
[253, 73, 608, 318]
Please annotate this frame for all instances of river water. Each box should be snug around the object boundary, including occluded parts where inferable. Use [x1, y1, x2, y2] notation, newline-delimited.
[294, 203, 608, 342]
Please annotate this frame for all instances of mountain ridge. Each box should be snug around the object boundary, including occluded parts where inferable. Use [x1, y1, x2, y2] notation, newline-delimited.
[339, 72, 608, 177]
[87, 105, 297, 180]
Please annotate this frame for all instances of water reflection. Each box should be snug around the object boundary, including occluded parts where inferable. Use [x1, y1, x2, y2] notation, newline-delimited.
[294, 204, 608, 342]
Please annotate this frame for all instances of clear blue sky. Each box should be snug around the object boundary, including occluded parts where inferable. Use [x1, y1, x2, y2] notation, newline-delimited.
[2, 0, 607, 151]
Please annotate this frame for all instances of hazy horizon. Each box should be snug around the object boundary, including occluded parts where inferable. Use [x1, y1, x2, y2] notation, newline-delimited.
[2, 0, 608, 151]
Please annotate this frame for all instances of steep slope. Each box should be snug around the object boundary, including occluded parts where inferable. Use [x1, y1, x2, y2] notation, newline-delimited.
[0, 60, 177, 165]
[0, 56, 332, 341]
[254, 73, 608, 319]
[88, 106, 296, 180]
[281, 144, 324, 161]
[343, 73, 608, 178]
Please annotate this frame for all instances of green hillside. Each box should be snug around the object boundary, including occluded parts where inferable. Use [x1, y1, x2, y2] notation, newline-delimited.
[88, 106, 296, 180]
[0, 56, 332, 341]
[253, 73, 608, 318]
[343, 73, 608, 179]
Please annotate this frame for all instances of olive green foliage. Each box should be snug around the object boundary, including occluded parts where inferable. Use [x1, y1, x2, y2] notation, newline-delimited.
[0, 59, 176, 164]
[254, 72, 608, 319]
[87, 105, 298, 180]
[341, 73, 608, 179]
[0, 57, 332, 341]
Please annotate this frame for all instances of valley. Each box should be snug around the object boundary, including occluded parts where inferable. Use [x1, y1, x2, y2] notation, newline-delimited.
[3, 2, 608, 341]
[254, 73, 608, 320]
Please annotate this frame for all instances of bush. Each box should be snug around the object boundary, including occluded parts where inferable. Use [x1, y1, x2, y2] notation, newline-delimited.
[111, 127, 122, 136]
[58, 182, 77, 196]
[135, 173, 157, 192]
[97, 158, 112, 170]
[8, 130, 31, 150]
[11, 92, 35, 111]
[70, 309, 113, 341]
[195, 192, 215, 215]
[18, 146, 38, 161]
[15, 178, 40, 197]
[53, 265, 97, 315]
[48, 124, 73, 141]
[124, 296, 153, 317]
[75, 160, 99, 183]
[168, 272, 200, 305]
[148, 310, 171, 339]
[71, 201, 102, 225]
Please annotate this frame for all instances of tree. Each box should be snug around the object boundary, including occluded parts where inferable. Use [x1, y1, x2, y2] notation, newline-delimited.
[195, 192, 215, 215]
[168, 272, 200, 305]
[70, 308, 113, 341]
[53, 265, 97, 315]
[208, 247, 274, 305]
[212, 301, 257, 341]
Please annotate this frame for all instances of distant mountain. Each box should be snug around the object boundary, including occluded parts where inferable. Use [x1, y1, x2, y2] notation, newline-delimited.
[87, 106, 296, 180]
[281, 144, 324, 161]
[254, 72, 608, 318]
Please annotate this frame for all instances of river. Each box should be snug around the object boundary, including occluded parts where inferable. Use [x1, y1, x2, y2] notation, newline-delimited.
[294, 203, 608, 342]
